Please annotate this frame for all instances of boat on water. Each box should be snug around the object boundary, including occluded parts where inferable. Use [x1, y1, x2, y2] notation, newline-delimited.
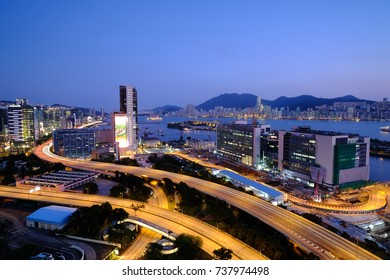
[147, 115, 162, 121]
[157, 129, 165, 136]
[380, 126, 390, 132]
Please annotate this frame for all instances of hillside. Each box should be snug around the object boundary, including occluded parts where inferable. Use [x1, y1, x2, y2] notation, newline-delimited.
[195, 93, 373, 111]
[195, 93, 258, 111]
[149, 105, 183, 115]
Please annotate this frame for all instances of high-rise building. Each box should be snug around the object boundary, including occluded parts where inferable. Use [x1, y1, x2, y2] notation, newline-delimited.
[256, 96, 262, 113]
[8, 105, 23, 143]
[278, 126, 370, 192]
[0, 106, 8, 142]
[7, 103, 38, 151]
[118, 85, 138, 154]
[42, 106, 64, 134]
[185, 104, 196, 117]
[53, 129, 96, 158]
[216, 122, 270, 167]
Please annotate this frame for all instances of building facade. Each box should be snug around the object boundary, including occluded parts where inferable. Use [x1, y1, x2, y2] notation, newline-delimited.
[260, 129, 279, 167]
[7, 104, 38, 151]
[53, 129, 96, 158]
[119, 85, 138, 153]
[278, 126, 370, 192]
[26, 205, 78, 231]
[17, 170, 98, 192]
[0, 106, 8, 143]
[216, 122, 267, 167]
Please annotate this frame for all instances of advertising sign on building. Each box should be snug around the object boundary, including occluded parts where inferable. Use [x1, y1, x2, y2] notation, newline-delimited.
[114, 115, 128, 148]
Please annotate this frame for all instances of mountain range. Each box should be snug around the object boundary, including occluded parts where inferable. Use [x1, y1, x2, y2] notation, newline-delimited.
[193, 93, 375, 111]
[3, 93, 376, 116]
[146, 105, 183, 115]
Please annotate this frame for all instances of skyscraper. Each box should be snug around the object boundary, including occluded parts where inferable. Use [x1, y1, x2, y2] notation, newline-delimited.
[117, 85, 138, 154]
[7, 103, 38, 151]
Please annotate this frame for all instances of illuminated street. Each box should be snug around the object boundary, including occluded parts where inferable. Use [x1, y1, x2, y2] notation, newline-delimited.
[121, 181, 169, 260]
[0, 185, 267, 260]
[30, 141, 383, 260]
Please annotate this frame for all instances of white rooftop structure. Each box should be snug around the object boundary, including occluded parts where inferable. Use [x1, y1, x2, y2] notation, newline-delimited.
[26, 205, 78, 230]
[215, 169, 287, 204]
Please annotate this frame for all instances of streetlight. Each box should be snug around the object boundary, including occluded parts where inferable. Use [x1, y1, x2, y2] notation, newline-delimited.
[84, 187, 89, 200]
[28, 185, 41, 199]
[119, 192, 124, 206]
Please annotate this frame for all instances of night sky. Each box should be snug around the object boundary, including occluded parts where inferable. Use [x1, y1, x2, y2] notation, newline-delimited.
[1, 0, 389, 112]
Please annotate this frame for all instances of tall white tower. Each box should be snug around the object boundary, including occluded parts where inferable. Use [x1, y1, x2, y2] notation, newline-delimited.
[256, 96, 262, 109]
[119, 85, 138, 154]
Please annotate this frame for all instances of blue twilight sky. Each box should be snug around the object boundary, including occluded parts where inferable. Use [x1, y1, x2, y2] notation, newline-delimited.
[1, 0, 390, 112]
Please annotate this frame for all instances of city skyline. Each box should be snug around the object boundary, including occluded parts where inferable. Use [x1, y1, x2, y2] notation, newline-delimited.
[1, 0, 390, 112]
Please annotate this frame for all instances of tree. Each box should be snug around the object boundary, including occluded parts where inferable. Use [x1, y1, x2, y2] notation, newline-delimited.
[63, 203, 127, 238]
[143, 242, 164, 260]
[129, 204, 145, 217]
[112, 208, 129, 221]
[100, 202, 113, 224]
[109, 184, 126, 197]
[107, 224, 137, 248]
[83, 182, 99, 194]
[161, 178, 176, 197]
[213, 247, 233, 260]
[175, 234, 203, 260]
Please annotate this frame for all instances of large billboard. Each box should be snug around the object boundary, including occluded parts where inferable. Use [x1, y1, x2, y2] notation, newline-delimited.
[114, 115, 128, 148]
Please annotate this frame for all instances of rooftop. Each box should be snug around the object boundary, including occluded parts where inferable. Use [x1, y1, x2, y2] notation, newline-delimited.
[26, 205, 77, 225]
[22, 170, 97, 188]
[218, 169, 284, 199]
[290, 126, 361, 138]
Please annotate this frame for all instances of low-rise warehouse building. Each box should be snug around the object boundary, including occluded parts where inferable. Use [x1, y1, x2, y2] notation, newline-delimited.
[17, 170, 98, 192]
[214, 169, 287, 204]
[26, 205, 77, 231]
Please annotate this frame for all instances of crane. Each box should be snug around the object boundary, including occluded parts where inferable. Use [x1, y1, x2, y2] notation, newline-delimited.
[314, 169, 322, 202]
[249, 107, 257, 126]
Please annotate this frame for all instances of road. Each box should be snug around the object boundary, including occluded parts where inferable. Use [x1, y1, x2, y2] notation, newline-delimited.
[0, 186, 267, 260]
[121, 227, 160, 260]
[175, 151, 387, 214]
[121, 182, 168, 260]
[0, 208, 84, 260]
[32, 141, 381, 260]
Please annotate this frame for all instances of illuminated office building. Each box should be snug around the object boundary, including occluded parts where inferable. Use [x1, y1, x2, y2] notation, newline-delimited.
[278, 126, 370, 192]
[7, 103, 38, 151]
[53, 129, 96, 158]
[216, 122, 270, 167]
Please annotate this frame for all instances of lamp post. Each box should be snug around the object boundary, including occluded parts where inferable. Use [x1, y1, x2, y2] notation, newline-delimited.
[84, 187, 89, 200]
[28, 185, 41, 200]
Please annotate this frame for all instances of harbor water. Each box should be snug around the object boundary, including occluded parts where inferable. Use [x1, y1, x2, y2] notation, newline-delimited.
[138, 116, 390, 182]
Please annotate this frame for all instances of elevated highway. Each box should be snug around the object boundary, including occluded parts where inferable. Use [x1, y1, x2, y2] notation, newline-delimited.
[32, 141, 381, 260]
[0, 185, 267, 260]
[120, 181, 170, 260]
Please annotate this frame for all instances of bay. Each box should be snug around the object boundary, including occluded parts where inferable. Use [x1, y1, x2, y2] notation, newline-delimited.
[138, 116, 390, 182]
